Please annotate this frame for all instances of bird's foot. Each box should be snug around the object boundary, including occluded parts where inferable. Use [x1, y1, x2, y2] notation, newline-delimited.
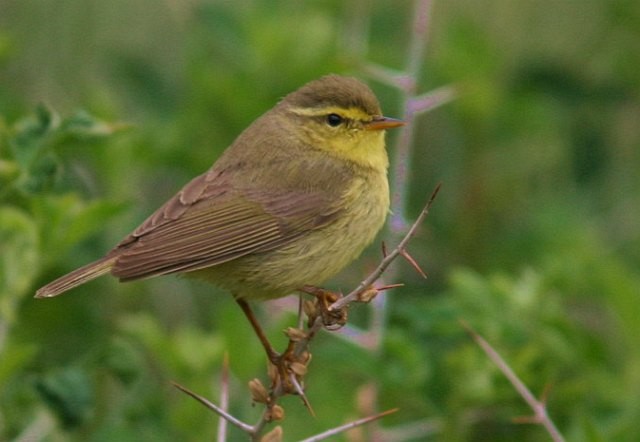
[300, 285, 348, 330]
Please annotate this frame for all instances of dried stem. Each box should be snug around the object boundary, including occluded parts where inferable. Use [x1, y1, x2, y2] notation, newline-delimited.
[351, 0, 452, 362]
[174, 2, 447, 440]
[173, 188, 439, 439]
[288, 185, 440, 380]
[330, 183, 441, 311]
[299, 408, 399, 442]
[216, 353, 230, 442]
[460, 321, 566, 442]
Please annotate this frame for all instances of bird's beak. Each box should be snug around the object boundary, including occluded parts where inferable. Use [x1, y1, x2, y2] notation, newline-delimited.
[364, 116, 406, 131]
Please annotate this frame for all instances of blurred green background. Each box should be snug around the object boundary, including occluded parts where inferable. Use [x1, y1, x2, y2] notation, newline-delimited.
[1, 0, 639, 441]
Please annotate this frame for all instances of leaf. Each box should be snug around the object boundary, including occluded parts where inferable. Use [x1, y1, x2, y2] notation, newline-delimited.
[58, 110, 125, 138]
[9, 105, 58, 171]
[6, 106, 126, 194]
[102, 337, 145, 386]
[36, 367, 93, 429]
[31, 193, 127, 266]
[0, 206, 39, 323]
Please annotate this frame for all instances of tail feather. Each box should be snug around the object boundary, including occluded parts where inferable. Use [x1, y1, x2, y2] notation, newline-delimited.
[35, 256, 117, 298]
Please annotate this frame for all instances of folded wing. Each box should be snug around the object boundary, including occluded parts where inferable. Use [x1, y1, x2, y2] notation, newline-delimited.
[109, 169, 342, 281]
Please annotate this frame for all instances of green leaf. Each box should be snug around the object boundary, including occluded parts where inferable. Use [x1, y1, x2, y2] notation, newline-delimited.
[32, 193, 126, 266]
[102, 337, 145, 386]
[0, 206, 39, 322]
[36, 367, 93, 429]
[7, 105, 60, 194]
[9, 105, 57, 170]
[57, 109, 129, 141]
[6, 106, 124, 194]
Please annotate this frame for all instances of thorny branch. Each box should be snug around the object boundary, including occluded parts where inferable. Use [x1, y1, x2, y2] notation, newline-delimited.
[331, 183, 440, 311]
[460, 321, 566, 442]
[171, 381, 254, 434]
[174, 187, 440, 441]
[288, 183, 441, 372]
[173, 1, 449, 439]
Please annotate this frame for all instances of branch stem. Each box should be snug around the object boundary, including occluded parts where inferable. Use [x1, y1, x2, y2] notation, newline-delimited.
[461, 321, 566, 442]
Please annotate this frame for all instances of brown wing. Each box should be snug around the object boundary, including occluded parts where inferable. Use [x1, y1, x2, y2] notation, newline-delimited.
[108, 165, 344, 281]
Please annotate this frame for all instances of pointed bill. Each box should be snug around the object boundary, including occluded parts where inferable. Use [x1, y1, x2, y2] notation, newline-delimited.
[364, 116, 405, 131]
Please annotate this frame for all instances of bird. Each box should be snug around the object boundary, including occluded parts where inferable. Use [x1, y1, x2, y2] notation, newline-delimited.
[35, 75, 404, 361]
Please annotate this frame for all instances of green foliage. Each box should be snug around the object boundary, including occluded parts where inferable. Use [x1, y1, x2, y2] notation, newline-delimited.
[36, 367, 94, 429]
[1, 1, 639, 441]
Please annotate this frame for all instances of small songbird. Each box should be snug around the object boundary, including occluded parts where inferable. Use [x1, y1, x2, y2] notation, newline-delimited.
[36, 75, 404, 324]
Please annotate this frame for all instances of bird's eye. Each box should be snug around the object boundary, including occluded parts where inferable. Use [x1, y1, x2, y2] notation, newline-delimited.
[326, 113, 343, 127]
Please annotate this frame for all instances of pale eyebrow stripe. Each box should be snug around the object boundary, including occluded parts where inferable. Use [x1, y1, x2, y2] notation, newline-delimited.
[288, 106, 371, 121]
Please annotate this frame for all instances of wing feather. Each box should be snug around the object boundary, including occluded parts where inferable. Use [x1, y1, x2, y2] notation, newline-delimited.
[110, 175, 342, 281]
[108, 141, 353, 282]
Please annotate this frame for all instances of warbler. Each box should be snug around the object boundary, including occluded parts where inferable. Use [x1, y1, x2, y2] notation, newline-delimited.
[35, 75, 404, 303]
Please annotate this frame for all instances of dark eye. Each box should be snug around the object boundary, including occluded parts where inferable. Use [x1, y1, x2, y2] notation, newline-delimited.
[326, 113, 343, 127]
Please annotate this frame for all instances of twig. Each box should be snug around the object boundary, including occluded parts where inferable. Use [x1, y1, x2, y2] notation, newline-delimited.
[171, 381, 254, 434]
[408, 85, 457, 116]
[391, 0, 436, 234]
[216, 353, 230, 442]
[399, 248, 427, 279]
[289, 184, 440, 366]
[330, 183, 441, 311]
[297, 294, 305, 330]
[460, 320, 566, 442]
[289, 372, 315, 416]
[175, 3, 447, 438]
[299, 408, 399, 442]
[174, 175, 440, 442]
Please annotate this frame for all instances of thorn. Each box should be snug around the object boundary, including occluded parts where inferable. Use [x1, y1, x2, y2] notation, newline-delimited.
[376, 283, 404, 292]
[171, 381, 254, 433]
[289, 372, 315, 417]
[399, 248, 427, 278]
[513, 415, 542, 425]
[430, 182, 443, 202]
[357, 283, 405, 303]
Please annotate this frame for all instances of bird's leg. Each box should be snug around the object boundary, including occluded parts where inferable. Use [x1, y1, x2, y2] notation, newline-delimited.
[235, 298, 305, 394]
[235, 298, 280, 363]
[300, 285, 348, 330]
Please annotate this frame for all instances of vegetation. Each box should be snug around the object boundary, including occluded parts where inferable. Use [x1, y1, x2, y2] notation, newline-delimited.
[1, 0, 639, 440]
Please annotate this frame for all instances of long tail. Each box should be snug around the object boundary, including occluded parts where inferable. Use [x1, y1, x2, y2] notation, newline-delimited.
[35, 256, 117, 298]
